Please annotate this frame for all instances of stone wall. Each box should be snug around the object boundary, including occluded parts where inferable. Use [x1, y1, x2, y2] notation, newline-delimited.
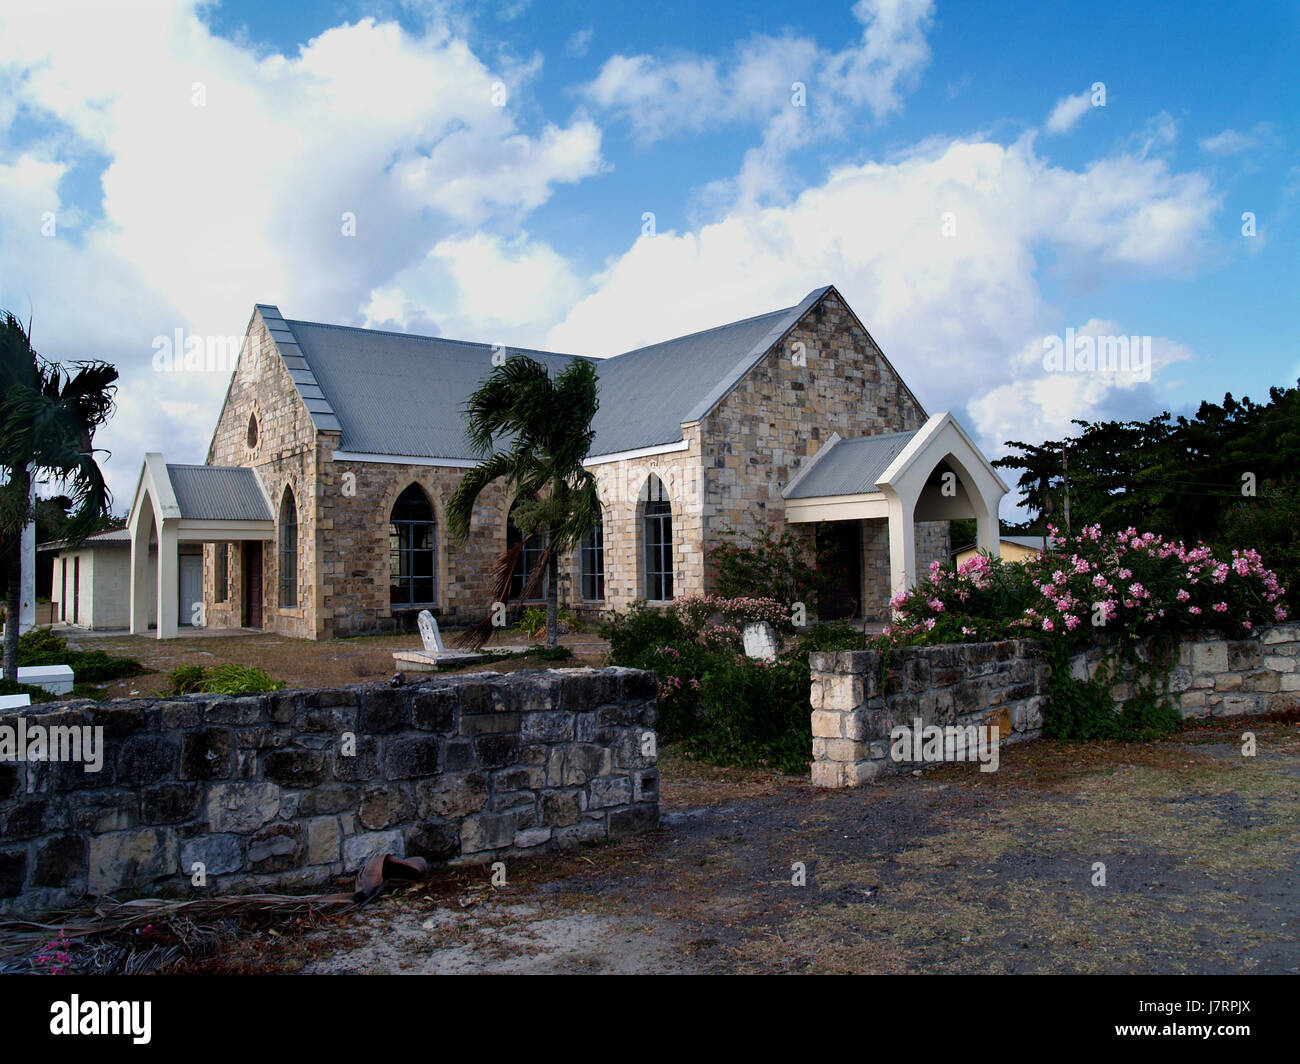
[0, 668, 659, 917]
[698, 289, 947, 616]
[810, 641, 1047, 787]
[206, 312, 321, 639]
[1067, 624, 1300, 719]
[812, 625, 1300, 787]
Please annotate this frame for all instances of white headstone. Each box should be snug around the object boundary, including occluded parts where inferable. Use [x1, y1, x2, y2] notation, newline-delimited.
[417, 610, 445, 654]
[742, 621, 777, 662]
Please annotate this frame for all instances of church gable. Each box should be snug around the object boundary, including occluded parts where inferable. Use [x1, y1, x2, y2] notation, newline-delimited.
[207, 308, 326, 470]
[697, 287, 928, 530]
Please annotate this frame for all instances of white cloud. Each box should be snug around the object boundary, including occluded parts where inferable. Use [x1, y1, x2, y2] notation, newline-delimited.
[1199, 121, 1280, 157]
[1045, 90, 1091, 135]
[362, 232, 584, 345]
[0, 1, 604, 503]
[565, 28, 593, 58]
[545, 135, 1217, 502]
[968, 321, 1196, 450]
[579, 0, 933, 203]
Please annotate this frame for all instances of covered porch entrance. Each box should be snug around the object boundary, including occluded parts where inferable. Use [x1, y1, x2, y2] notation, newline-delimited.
[127, 453, 275, 639]
[783, 413, 1009, 619]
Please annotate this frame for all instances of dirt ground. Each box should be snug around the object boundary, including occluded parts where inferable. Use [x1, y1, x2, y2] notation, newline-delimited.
[62, 627, 610, 697]
[192, 717, 1300, 976]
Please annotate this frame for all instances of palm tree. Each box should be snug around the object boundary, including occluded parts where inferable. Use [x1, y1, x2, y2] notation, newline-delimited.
[446, 355, 600, 649]
[0, 311, 118, 680]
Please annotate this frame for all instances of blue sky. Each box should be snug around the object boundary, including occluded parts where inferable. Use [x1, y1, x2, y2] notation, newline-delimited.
[1, 0, 1297, 513]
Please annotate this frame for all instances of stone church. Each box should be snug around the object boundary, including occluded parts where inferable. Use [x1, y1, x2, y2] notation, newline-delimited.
[125, 285, 1008, 640]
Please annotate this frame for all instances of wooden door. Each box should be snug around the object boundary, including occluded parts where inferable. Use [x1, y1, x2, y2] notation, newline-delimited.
[242, 542, 263, 629]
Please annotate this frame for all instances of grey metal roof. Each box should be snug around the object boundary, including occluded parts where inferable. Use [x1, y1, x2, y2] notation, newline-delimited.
[38, 527, 131, 551]
[783, 430, 919, 499]
[165, 464, 273, 521]
[1002, 535, 1047, 551]
[262, 286, 831, 461]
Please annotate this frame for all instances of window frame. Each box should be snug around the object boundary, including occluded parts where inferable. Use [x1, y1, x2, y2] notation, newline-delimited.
[278, 488, 298, 609]
[643, 477, 673, 602]
[389, 485, 438, 609]
[580, 515, 605, 601]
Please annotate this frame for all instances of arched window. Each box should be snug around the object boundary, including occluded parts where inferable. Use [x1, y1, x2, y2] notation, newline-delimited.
[507, 501, 547, 601]
[581, 511, 605, 601]
[643, 476, 673, 601]
[278, 487, 298, 608]
[390, 484, 437, 607]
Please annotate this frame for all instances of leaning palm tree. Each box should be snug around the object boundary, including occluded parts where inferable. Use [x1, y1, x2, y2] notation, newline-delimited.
[0, 311, 118, 680]
[446, 355, 600, 650]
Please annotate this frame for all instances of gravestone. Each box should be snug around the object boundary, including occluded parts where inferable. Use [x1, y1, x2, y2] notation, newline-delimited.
[393, 609, 484, 671]
[418, 610, 446, 654]
[742, 621, 777, 662]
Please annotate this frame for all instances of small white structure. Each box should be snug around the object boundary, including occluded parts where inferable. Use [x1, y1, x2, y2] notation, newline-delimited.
[0, 664, 74, 695]
[127, 453, 275, 639]
[392, 609, 483, 671]
[742, 621, 778, 662]
[41, 527, 164, 631]
[0, 693, 32, 709]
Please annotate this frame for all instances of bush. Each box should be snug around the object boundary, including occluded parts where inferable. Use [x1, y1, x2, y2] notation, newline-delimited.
[17, 627, 145, 683]
[709, 525, 833, 611]
[516, 606, 582, 640]
[602, 597, 852, 763]
[165, 663, 283, 695]
[689, 656, 812, 774]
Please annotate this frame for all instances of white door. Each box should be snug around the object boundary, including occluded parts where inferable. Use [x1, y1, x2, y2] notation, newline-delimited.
[179, 555, 203, 626]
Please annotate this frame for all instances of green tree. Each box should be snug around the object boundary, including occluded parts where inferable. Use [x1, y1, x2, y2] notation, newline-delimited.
[446, 356, 601, 649]
[0, 311, 118, 678]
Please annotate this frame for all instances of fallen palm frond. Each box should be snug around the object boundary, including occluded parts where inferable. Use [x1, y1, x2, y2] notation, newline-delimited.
[0, 892, 355, 964]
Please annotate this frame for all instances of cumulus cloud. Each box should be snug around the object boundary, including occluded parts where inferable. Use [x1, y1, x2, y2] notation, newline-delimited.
[0, 0, 603, 502]
[579, 0, 934, 202]
[545, 134, 1217, 480]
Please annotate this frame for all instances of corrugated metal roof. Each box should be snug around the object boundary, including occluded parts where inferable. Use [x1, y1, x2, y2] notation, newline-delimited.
[38, 527, 131, 551]
[270, 287, 829, 460]
[783, 431, 919, 499]
[166, 464, 273, 521]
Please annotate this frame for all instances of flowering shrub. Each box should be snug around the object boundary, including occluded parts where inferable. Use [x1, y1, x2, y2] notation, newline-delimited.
[881, 525, 1288, 741]
[885, 524, 1287, 649]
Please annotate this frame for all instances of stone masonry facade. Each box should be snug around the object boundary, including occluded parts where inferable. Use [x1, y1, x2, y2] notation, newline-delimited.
[0, 667, 659, 917]
[198, 289, 954, 639]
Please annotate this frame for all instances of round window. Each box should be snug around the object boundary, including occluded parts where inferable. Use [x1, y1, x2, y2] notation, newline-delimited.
[247, 413, 259, 448]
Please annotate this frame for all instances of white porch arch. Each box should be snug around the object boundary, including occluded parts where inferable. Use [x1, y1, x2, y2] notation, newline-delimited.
[127, 453, 275, 639]
[781, 413, 1008, 609]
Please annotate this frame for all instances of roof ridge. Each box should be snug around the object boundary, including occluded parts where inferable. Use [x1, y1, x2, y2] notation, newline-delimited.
[612, 302, 801, 358]
[285, 318, 591, 361]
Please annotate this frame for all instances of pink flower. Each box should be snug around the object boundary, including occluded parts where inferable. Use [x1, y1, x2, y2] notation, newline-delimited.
[1176, 589, 1190, 602]
[1041, 618, 1055, 632]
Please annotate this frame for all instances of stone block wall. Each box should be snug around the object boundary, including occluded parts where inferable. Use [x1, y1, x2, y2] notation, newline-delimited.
[697, 289, 946, 616]
[0, 668, 659, 917]
[1067, 624, 1300, 719]
[810, 641, 1049, 787]
[812, 625, 1300, 787]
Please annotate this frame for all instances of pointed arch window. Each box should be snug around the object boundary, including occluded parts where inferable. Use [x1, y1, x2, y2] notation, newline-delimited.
[643, 476, 673, 601]
[390, 484, 437, 607]
[507, 501, 547, 602]
[278, 487, 298, 608]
